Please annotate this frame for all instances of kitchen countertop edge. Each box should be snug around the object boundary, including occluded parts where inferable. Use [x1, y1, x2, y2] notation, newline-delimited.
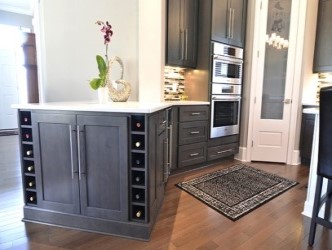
[12, 101, 210, 113]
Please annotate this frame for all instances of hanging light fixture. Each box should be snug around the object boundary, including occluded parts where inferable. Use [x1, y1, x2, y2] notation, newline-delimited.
[266, 32, 289, 49]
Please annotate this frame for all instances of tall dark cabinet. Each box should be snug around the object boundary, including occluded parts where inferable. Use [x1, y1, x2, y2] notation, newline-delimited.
[166, 0, 199, 68]
[313, 0, 332, 72]
[211, 0, 247, 48]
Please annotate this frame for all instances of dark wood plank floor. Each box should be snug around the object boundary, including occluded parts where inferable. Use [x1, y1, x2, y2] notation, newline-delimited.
[1, 135, 331, 249]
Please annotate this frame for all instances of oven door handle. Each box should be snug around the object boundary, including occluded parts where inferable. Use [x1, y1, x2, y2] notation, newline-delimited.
[213, 55, 243, 64]
[212, 96, 241, 101]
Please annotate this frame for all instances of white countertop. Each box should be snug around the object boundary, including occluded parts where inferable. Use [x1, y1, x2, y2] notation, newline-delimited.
[12, 100, 210, 113]
[303, 107, 319, 115]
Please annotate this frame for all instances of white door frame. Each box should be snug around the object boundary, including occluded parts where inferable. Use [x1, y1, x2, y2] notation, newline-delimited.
[245, 0, 307, 165]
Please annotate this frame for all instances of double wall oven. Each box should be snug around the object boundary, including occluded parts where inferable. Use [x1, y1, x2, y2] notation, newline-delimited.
[210, 42, 243, 139]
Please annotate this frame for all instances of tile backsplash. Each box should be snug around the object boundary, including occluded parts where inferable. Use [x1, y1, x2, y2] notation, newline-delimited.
[164, 66, 187, 101]
[317, 73, 332, 103]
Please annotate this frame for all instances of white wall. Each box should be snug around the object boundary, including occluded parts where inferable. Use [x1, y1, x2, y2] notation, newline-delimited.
[36, 0, 138, 102]
[301, 0, 319, 105]
[0, 10, 32, 30]
[138, 0, 165, 103]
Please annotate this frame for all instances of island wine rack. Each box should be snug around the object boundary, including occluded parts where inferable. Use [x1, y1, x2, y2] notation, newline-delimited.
[129, 115, 147, 222]
[19, 111, 37, 206]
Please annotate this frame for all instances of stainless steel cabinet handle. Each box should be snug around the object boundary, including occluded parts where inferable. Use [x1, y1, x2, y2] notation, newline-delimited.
[217, 149, 233, 154]
[191, 112, 201, 116]
[168, 124, 173, 171]
[190, 153, 199, 157]
[185, 29, 188, 60]
[69, 125, 74, 179]
[228, 8, 232, 38]
[77, 126, 82, 180]
[190, 131, 200, 135]
[231, 8, 235, 39]
[181, 30, 185, 60]
[164, 138, 169, 182]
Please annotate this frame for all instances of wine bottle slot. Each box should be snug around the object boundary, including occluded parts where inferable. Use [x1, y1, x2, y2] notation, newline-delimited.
[25, 134, 30, 139]
[135, 142, 141, 148]
[136, 211, 142, 218]
[29, 196, 35, 202]
[135, 194, 140, 200]
[135, 176, 140, 182]
[136, 122, 141, 128]
[26, 150, 33, 156]
[135, 159, 140, 165]
[24, 117, 29, 122]
[27, 166, 34, 172]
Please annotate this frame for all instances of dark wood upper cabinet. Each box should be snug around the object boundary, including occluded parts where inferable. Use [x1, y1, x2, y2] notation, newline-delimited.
[313, 0, 332, 73]
[211, 0, 247, 48]
[166, 0, 199, 68]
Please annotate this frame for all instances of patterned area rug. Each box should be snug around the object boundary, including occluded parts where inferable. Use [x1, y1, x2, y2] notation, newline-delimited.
[176, 163, 298, 221]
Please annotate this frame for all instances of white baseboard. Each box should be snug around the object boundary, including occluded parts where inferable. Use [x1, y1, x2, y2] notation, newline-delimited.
[302, 201, 313, 218]
[234, 146, 248, 162]
[235, 147, 301, 165]
[289, 150, 301, 165]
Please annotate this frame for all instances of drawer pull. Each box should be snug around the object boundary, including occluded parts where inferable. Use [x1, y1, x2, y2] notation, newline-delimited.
[190, 153, 199, 157]
[190, 131, 200, 135]
[217, 149, 233, 154]
[191, 112, 201, 116]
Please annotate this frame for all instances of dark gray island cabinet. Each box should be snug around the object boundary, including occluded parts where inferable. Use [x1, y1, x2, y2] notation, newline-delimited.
[17, 107, 169, 240]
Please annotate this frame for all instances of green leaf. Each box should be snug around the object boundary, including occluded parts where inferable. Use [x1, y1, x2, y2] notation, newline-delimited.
[89, 78, 102, 90]
[96, 55, 107, 76]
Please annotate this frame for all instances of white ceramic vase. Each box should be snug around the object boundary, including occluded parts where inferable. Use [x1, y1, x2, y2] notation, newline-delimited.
[107, 56, 131, 102]
[97, 86, 109, 104]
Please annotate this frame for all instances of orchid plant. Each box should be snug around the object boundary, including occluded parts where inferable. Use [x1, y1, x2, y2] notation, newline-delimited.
[89, 21, 113, 90]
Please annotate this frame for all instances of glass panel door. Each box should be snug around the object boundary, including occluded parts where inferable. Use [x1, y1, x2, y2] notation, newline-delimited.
[261, 0, 292, 120]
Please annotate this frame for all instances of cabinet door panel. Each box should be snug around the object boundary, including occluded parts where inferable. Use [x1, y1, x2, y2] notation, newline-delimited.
[211, 0, 229, 44]
[32, 113, 80, 214]
[78, 115, 128, 221]
[229, 0, 246, 47]
[183, 0, 198, 67]
[211, 0, 246, 47]
[148, 112, 166, 221]
[167, 0, 198, 68]
[167, 0, 182, 66]
[313, 0, 332, 72]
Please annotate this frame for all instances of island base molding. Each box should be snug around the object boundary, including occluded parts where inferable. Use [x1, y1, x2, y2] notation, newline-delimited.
[23, 206, 154, 240]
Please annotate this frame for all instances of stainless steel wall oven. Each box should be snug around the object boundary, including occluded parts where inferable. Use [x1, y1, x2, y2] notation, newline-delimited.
[210, 42, 243, 139]
[210, 95, 241, 138]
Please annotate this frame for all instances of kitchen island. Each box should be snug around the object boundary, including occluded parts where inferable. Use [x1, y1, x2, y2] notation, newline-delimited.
[12, 101, 209, 240]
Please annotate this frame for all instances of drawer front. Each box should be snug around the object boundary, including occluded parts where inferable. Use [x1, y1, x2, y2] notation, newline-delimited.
[178, 142, 207, 168]
[179, 121, 208, 145]
[179, 106, 209, 122]
[207, 143, 238, 161]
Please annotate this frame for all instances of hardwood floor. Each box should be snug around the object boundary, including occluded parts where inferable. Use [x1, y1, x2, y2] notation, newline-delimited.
[1, 135, 331, 249]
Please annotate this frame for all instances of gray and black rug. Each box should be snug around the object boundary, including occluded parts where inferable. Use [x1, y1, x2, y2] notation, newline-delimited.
[176, 163, 298, 221]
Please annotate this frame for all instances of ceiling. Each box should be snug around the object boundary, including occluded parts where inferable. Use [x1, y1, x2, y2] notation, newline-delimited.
[0, 0, 33, 15]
